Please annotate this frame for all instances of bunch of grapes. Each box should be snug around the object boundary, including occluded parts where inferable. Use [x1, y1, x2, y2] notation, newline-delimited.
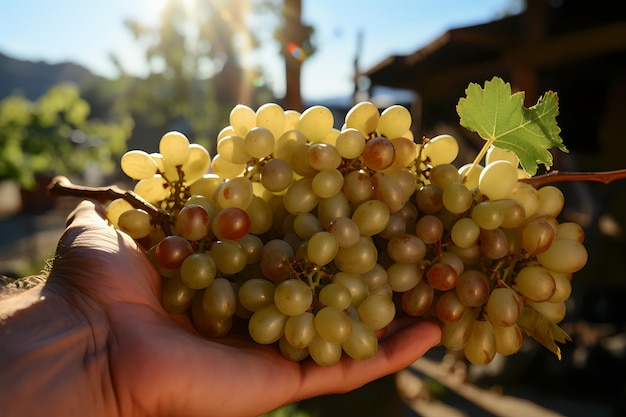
[107, 101, 587, 366]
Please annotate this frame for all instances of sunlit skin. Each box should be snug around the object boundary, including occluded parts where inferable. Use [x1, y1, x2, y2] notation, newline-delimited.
[0, 200, 441, 417]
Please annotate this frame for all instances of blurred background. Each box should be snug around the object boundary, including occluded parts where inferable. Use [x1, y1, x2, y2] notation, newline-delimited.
[1, 0, 625, 416]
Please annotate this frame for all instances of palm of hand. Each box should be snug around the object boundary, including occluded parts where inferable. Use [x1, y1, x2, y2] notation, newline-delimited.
[45, 201, 440, 417]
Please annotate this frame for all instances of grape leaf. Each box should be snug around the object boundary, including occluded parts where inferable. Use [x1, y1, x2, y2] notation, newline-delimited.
[518, 304, 571, 360]
[456, 76, 567, 176]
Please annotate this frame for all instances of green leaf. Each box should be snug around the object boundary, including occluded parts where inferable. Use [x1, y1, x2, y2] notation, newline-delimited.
[518, 304, 571, 360]
[456, 76, 568, 176]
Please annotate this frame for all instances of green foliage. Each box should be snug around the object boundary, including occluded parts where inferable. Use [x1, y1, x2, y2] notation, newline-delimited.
[0, 83, 133, 189]
[456, 76, 567, 175]
[518, 304, 571, 360]
[261, 404, 311, 417]
[114, 0, 276, 151]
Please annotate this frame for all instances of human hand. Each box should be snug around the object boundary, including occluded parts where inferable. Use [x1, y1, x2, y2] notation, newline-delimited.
[0, 200, 441, 417]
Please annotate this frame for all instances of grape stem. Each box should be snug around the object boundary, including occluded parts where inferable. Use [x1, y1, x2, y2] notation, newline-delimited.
[47, 176, 172, 235]
[521, 168, 626, 187]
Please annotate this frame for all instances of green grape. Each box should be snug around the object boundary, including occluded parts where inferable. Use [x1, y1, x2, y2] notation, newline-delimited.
[464, 319, 497, 365]
[210, 240, 248, 275]
[316, 192, 351, 228]
[415, 184, 444, 215]
[441, 308, 475, 350]
[279, 335, 309, 362]
[260, 239, 294, 282]
[387, 233, 426, 264]
[274, 279, 313, 316]
[341, 319, 378, 361]
[335, 128, 366, 159]
[450, 217, 480, 248]
[471, 201, 504, 230]
[215, 177, 254, 210]
[494, 323, 523, 356]
[360, 263, 388, 292]
[485, 144, 520, 166]
[526, 300, 567, 324]
[536, 185, 565, 217]
[479, 228, 509, 260]
[248, 304, 288, 344]
[160, 131, 191, 167]
[429, 164, 460, 189]
[191, 293, 232, 338]
[455, 269, 490, 307]
[401, 280, 434, 316]
[548, 270, 573, 303]
[371, 171, 407, 213]
[333, 272, 369, 307]
[121, 150, 159, 180]
[307, 142, 342, 171]
[284, 311, 316, 348]
[202, 277, 237, 320]
[345, 101, 379, 135]
[458, 163, 483, 189]
[390, 137, 417, 168]
[315, 306, 352, 344]
[486, 287, 522, 327]
[176, 204, 210, 241]
[506, 181, 540, 218]
[210, 154, 245, 179]
[217, 135, 250, 164]
[318, 283, 352, 310]
[260, 158, 293, 193]
[188, 174, 224, 203]
[274, 129, 306, 161]
[181, 144, 211, 185]
[536, 239, 588, 273]
[149, 152, 166, 172]
[245, 127, 275, 159]
[105, 198, 134, 227]
[283, 177, 319, 215]
[519, 216, 557, 254]
[513, 265, 556, 302]
[292, 212, 322, 240]
[556, 222, 585, 243]
[334, 237, 378, 275]
[133, 175, 170, 205]
[229, 104, 256, 137]
[290, 142, 320, 177]
[422, 134, 459, 166]
[479, 160, 518, 200]
[436, 291, 467, 324]
[238, 278, 275, 312]
[311, 169, 344, 198]
[378, 104, 412, 139]
[362, 136, 396, 171]
[308, 333, 342, 366]
[326, 216, 360, 248]
[442, 182, 473, 214]
[162, 277, 196, 314]
[244, 196, 273, 236]
[255, 102, 285, 139]
[117, 208, 152, 239]
[494, 199, 526, 228]
[298, 105, 334, 142]
[351, 200, 390, 236]
[342, 170, 373, 204]
[307, 231, 339, 266]
[217, 125, 236, 142]
[180, 253, 216, 290]
[357, 294, 396, 331]
[386, 262, 422, 292]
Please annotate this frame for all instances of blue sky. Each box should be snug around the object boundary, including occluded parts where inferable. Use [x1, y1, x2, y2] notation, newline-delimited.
[0, 0, 520, 101]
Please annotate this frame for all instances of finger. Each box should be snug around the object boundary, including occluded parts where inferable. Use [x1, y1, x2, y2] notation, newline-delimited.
[65, 200, 108, 228]
[294, 320, 441, 401]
